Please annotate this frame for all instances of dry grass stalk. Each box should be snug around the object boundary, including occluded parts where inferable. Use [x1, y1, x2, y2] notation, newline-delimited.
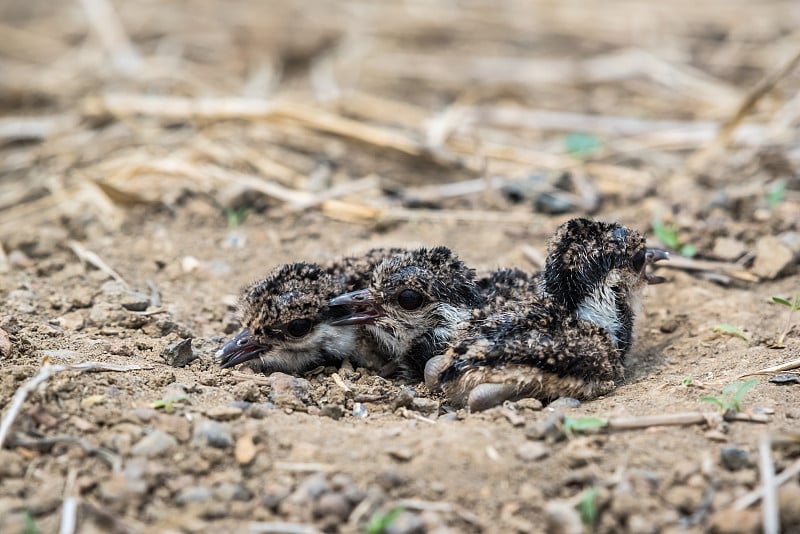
[686, 45, 800, 175]
[758, 434, 780, 534]
[739, 357, 800, 378]
[78, 0, 141, 73]
[68, 241, 128, 286]
[0, 359, 147, 448]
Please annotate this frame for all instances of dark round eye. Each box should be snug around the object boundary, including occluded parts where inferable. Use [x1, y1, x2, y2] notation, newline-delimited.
[631, 249, 646, 271]
[397, 289, 424, 310]
[286, 319, 313, 338]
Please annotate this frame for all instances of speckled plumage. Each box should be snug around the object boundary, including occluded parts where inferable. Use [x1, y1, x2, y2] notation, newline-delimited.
[429, 218, 668, 411]
[215, 248, 404, 374]
[329, 246, 483, 380]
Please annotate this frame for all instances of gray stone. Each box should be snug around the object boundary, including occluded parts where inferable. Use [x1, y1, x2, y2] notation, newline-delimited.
[516, 441, 550, 461]
[131, 430, 177, 457]
[162, 338, 196, 367]
[753, 235, 794, 279]
[175, 486, 213, 505]
[192, 420, 234, 449]
[720, 447, 751, 471]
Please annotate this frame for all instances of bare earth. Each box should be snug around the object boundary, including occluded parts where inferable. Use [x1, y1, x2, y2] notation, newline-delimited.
[1, 1, 799, 533]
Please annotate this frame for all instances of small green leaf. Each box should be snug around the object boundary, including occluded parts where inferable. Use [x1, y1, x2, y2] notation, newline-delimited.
[772, 296, 793, 307]
[577, 487, 599, 527]
[563, 416, 608, 435]
[699, 396, 724, 409]
[728, 379, 758, 413]
[679, 243, 697, 257]
[565, 132, 602, 158]
[652, 217, 680, 249]
[767, 179, 786, 209]
[681, 376, 694, 387]
[22, 511, 39, 534]
[365, 506, 404, 534]
[712, 324, 749, 341]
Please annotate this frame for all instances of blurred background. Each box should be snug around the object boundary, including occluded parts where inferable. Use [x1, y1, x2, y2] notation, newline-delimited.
[1, 0, 799, 275]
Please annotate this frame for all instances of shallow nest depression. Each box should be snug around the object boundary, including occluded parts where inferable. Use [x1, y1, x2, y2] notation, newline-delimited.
[1, 1, 800, 533]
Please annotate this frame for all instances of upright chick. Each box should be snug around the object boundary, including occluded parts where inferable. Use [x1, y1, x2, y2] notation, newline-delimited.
[428, 218, 668, 411]
[215, 249, 403, 374]
[328, 246, 483, 379]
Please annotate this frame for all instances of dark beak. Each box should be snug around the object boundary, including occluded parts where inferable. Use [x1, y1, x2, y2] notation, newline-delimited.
[644, 248, 669, 285]
[328, 289, 385, 326]
[214, 328, 270, 369]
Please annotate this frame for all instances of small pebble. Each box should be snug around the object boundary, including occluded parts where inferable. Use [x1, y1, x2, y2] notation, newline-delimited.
[215, 482, 252, 502]
[409, 397, 439, 416]
[720, 447, 751, 471]
[769, 373, 799, 385]
[388, 447, 414, 462]
[752, 235, 794, 279]
[708, 508, 760, 534]
[175, 486, 213, 505]
[515, 398, 544, 411]
[545, 501, 583, 534]
[547, 397, 581, 410]
[162, 338, 196, 367]
[235, 434, 257, 465]
[130, 430, 177, 457]
[268, 372, 310, 408]
[352, 403, 368, 419]
[205, 406, 243, 421]
[535, 192, 574, 215]
[116, 287, 150, 312]
[192, 420, 234, 449]
[314, 493, 351, 521]
[58, 311, 85, 331]
[319, 404, 344, 420]
[0, 327, 11, 357]
[516, 441, 550, 461]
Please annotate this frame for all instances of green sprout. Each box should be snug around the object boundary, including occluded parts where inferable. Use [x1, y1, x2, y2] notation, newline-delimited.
[223, 207, 249, 229]
[565, 132, 603, 159]
[767, 179, 786, 209]
[577, 487, 600, 527]
[22, 511, 39, 534]
[772, 294, 800, 346]
[563, 416, 608, 437]
[652, 217, 696, 257]
[151, 395, 187, 414]
[365, 506, 404, 534]
[681, 376, 694, 387]
[700, 379, 758, 414]
[712, 324, 749, 342]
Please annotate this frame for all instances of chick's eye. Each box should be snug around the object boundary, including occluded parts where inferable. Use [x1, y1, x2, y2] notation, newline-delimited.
[397, 289, 424, 310]
[286, 318, 313, 338]
[631, 249, 646, 271]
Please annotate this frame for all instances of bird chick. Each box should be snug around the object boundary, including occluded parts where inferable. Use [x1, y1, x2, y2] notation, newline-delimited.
[215, 249, 403, 374]
[428, 218, 668, 411]
[328, 246, 483, 380]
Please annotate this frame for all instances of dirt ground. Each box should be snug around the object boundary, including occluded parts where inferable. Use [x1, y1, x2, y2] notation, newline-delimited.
[1, 1, 800, 533]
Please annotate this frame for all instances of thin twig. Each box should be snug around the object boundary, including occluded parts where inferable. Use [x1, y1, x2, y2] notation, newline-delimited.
[228, 371, 274, 385]
[8, 434, 122, 471]
[0, 359, 147, 448]
[249, 522, 322, 534]
[740, 357, 800, 378]
[401, 408, 437, 425]
[734, 456, 800, 510]
[273, 462, 336, 472]
[68, 241, 128, 287]
[686, 45, 800, 174]
[59, 468, 78, 534]
[758, 434, 780, 534]
[658, 255, 759, 283]
[602, 410, 769, 432]
[78, 0, 141, 74]
[330, 373, 351, 393]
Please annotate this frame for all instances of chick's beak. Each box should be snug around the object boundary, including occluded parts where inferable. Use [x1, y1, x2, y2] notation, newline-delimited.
[644, 248, 669, 285]
[328, 289, 385, 326]
[214, 328, 270, 369]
